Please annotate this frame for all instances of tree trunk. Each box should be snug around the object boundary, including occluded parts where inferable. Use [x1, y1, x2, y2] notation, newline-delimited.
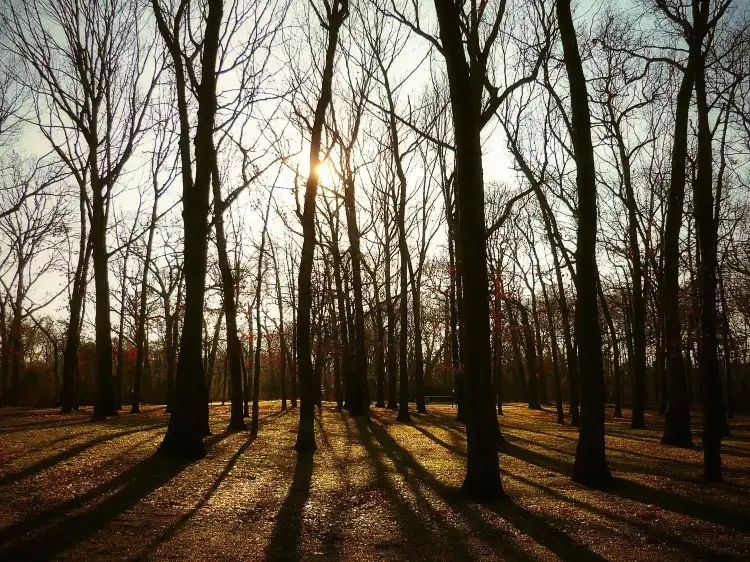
[156, 0, 222, 457]
[518, 304, 540, 410]
[271, 242, 288, 411]
[212, 173, 246, 431]
[407, 258, 427, 414]
[433, 0, 503, 499]
[598, 281, 622, 418]
[295, 2, 346, 451]
[385, 207, 398, 411]
[91, 184, 117, 421]
[557, 0, 611, 485]
[661, 52, 695, 448]
[692, 1, 723, 481]
[343, 160, 369, 417]
[542, 278, 565, 424]
[133, 193, 160, 414]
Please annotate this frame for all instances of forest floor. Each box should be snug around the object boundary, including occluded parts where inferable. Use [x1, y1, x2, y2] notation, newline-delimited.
[0, 403, 748, 561]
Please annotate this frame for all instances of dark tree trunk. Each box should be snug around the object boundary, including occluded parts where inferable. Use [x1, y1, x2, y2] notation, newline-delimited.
[212, 172, 246, 431]
[369, 270, 386, 408]
[295, 1, 346, 451]
[598, 281, 622, 418]
[661, 52, 695, 448]
[0, 300, 9, 406]
[692, 0, 723, 481]
[155, 0, 222, 457]
[331, 239, 350, 410]
[492, 286, 504, 416]
[133, 193, 160, 415]
[91, 185, 117, 421]
[505, 298, 527, 402]
[385, 208, 398, 411]
[9, 264, 24, 406]
[557, 0, 611, 486]
[719, 274, 732, 420]
[407, 258, 427, 414]
[433, 0, 503, 500]
[271, 243, 288, 411]
[542, 277, 565, 424]
[518, 305, 540, 410]
[530, 289, 547, 405]
[343, 161, 369, 417]
[608, 100, 647, 429]
[250, 186, 274, 436]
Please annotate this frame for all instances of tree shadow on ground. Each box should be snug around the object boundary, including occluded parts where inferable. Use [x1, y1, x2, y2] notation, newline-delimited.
[0, 427, 152, 485]
[134, 433, 259, 560]
[366, 416, 606, 561]
[499, 437, 750, 534]
[264, 448, 314, 562]
[0, 418, 89, 434]
[0, 433, 228, 560]
[354, 414, 490, 561]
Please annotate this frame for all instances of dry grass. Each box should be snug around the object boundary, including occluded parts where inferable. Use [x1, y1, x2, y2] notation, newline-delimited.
[0, 402, 748, 561]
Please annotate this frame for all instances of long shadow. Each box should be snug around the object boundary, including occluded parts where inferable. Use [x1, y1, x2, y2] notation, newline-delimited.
[410, 420, 465, 456]
[317, 412, 355, 560]
[135, 433, 258, 560]
[505, 434, 720, 485]
[367, 418, 605, 561]
[0, 418, 90, 434]
[500, 439, 750, 534]
[501, 470, 731, 560]
[608, 477, 750, 533]
[264, 449, 314, 562]
[0, 433, 228, 559]
[0, 427, 150, 485]
[354, 416, 488, 561]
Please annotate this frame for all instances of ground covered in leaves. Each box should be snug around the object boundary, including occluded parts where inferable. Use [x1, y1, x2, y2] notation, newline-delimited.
[0, 402, 748, 561]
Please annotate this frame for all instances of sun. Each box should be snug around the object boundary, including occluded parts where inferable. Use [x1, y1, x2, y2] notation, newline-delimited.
[313, 159, 336, 187]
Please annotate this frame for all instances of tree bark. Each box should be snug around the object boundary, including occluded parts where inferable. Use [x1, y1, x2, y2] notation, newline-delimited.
[155, 0, 222, 457]
[661, 51, 695, 448]
[557, 0, 611, 485]
[433, 0, 503, 499]
[295, 0, 347, 451]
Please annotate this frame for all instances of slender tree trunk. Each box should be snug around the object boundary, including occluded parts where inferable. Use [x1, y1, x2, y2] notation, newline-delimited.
[542, 278, 565, 424]
[331, 242, 350, 410]
[91, 184, 117, 420]
[661, 54, 695, 448]
[505, 298, 527, 402]
[250, 188, 273, 436]
[692, 2, 723, 480]
[271, 243, 288, 411]
[385, 208, 398, 411]
[557, 0, 611, 485]
[343, 162, 369, 417]
[718, 273, 733, 419]
[518, 304, 540, 410]
[9, 263, 24, 405]
[598, 281, 622, 418]
[610, 110, 647, 429]
[0, 300, 9, 406]
[133, 194, 160, 414]
[212, 177, 246, 431]
[407, 259, 427, 414]
[295, 2, 346, 451]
